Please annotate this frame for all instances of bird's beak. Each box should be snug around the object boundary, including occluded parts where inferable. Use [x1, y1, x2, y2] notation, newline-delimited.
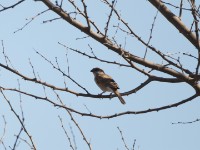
[90, 69, 93, 72]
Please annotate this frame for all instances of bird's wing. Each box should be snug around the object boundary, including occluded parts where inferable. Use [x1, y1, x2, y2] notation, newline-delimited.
[97, 74, 119, 90]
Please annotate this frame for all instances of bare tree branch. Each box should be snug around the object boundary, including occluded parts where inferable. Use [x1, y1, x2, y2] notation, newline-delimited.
[0, 116, 6, 145]
[0, 89, 36, 150]
[40, 0, 199, 93]
[14, 9, 49, 33]
[148, 0, 200, 49]
[117, 127, 129, 150]
[0, 0, 25, 12]
[1, 86, 198, 119]
[58, 116, 75, 150]
[172, 118, 200, 124]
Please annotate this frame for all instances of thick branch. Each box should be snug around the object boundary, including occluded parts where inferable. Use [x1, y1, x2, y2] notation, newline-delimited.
[148, 0, 200, 49]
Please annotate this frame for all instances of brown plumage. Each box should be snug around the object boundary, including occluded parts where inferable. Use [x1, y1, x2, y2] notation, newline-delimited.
[91, 67, 126, 104]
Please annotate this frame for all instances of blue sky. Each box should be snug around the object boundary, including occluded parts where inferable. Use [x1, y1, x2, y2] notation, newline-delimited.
[0, 1, 200, 150]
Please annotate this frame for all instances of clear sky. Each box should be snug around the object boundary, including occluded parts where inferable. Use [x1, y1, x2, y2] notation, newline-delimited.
[0, 1, 200, 150]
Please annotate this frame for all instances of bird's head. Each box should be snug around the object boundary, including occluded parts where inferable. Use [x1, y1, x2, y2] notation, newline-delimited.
[91, 67, 105, 76]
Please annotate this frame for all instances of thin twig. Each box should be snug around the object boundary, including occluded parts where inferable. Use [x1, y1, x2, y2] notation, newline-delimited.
[172, 118, 200, 124]
[179, 0, 183, 18]
[0, 89, 36, 150]
[104, 0, 116, 38]
[161, 1, 191, 11]
[69, 123, 77, 150]
[68, 0, 102, 34]
[1, 40, 8, 66]
[14, 136, 33, 149]
[35, 49, 90, 94]
[132, 139, 136, 150]
[55, 92, 92, 150]
[144, 8, 159, 59]
[0, 115, 7, 145]
[12, 80, 25, 150]
[81, 0, 90, 29]
[14, 9, 49, 33]
[117, 127, 129, 150]
[29, 58, 37, 79]
[58, 116, 75, 150]
[58, 42, 131, 68]
[0, 0, 25, 12]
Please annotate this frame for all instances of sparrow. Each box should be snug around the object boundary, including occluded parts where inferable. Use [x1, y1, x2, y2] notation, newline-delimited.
[91, 67, 126, 104]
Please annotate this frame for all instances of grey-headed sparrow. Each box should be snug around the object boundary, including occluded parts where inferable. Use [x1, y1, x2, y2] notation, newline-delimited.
[91, 67, 126, 104]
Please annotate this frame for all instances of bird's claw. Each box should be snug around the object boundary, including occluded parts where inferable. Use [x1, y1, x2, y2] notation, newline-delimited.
[109, 93, 113, 99]
[98, 92, 105, 98]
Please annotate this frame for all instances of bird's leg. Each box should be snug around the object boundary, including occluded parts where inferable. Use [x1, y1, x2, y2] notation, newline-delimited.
[109, 92, 113, 99]
[98, 91, 105, 98]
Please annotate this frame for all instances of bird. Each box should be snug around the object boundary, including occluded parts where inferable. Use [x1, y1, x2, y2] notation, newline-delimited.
[91, 67, 126, 104]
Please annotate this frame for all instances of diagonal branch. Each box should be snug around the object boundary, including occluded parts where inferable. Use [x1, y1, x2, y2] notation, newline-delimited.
[117, 127, 129, 150]
[58, 42, 131, 68]
[0, 0, 25, 12]
[148, 0, 200, 49]
[0, 89, 36, 150]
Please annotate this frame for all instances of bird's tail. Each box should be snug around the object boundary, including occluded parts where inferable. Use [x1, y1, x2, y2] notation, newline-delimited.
[113, 90, 126, 105]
